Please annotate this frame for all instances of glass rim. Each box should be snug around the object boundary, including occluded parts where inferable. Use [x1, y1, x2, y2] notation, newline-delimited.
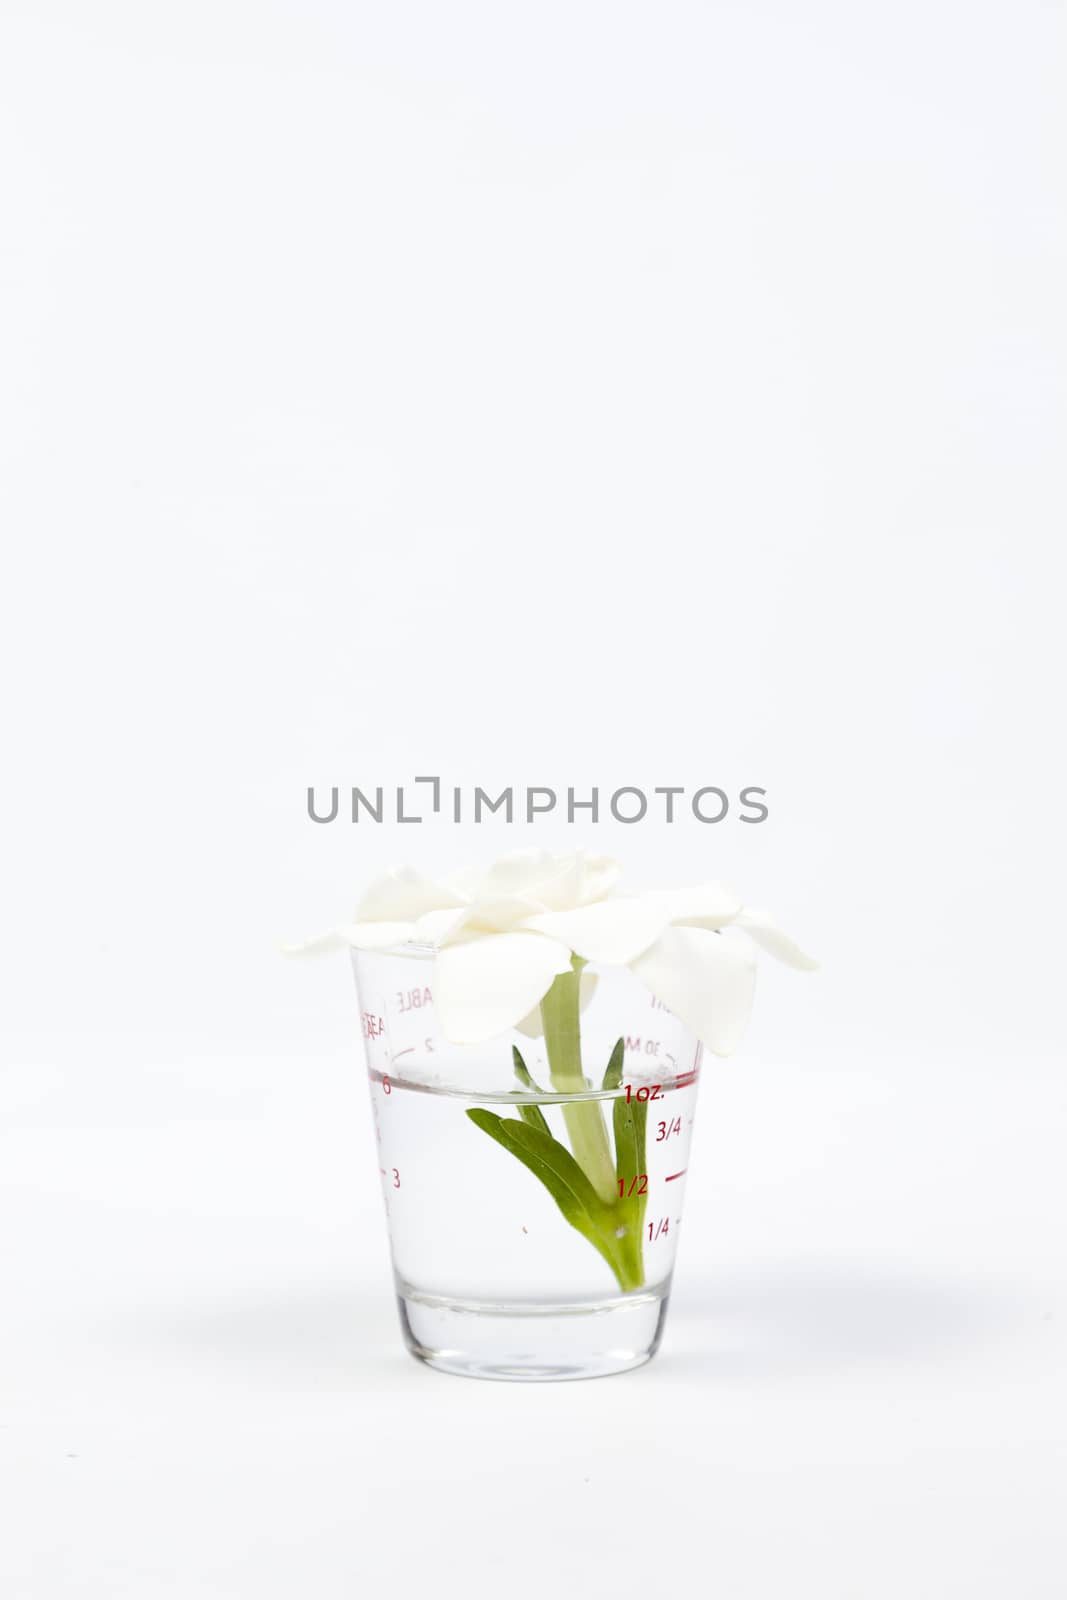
[365, 1062, 702, 1105]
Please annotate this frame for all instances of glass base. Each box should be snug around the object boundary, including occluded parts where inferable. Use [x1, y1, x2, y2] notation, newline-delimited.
[396, 1282, 670, 1381]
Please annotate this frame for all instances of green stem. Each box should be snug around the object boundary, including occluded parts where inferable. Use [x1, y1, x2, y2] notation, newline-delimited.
[540, 958, 618, 1205]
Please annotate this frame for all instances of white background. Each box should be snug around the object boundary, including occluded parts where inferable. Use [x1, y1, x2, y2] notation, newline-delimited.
[2, 1, 1065, 1595]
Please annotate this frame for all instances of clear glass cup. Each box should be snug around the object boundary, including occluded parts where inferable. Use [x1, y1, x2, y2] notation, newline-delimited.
[352, 947, 702, 1381]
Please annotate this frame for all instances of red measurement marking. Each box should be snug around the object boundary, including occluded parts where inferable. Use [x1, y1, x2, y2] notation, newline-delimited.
[674, 1070, 698, 1089]
[664, 1169, 688, 1183]
[617, 1174, 649, 1199]
[655, 1117, 683, 1142]
[624, 1083, 664, 1103]
[648, 1216, 670, 1242]
[396, 987, 432, 1012]
[382, 1074, 392, 1094]
[361, 1012, 385, 1039]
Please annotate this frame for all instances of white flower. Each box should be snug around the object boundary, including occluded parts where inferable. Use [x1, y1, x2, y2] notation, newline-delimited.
[291, 848, 816, 1054]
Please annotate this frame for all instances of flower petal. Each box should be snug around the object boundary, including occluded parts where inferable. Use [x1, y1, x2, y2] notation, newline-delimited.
[462, 894, 546, 934]
[646, 882, 743, 929]
[473, 849, 570, 900]
[434, 931, 575, 1044]
[282, 920, 416, 955]
[469, 849, 622, 912]
[734, 908, 819, 970]
[413, 906, 471, 945]
[576, 853, 623, 903]
[356, 866, 467, 924]
[630, 925, 757, 1056]
[521, 896, 670, 964]
[538, 851, 623, 910]
[415, 894, 545, 948]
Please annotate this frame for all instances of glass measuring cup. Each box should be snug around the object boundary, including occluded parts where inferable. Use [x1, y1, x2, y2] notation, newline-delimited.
[352, 947, 702, 1381]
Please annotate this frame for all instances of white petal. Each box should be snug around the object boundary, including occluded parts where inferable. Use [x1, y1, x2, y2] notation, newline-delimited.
[534, 851, 623, 910]
[415, 895, 543, 948]
[514, 970, 599, 1037]
[356, 866, 466, 924]
[443, 850, 622, 917]
[521, 897, 670, 964]
[525, 855, 586, 911]
[462, 894, 545, 933]
[412, 906, 471, 945]
[513, 1007, 543, 1040]
[735, 908, 819, 970]
[442, 862, 485, 899]
[469, 849, 620, 912]
[434, 931, 574, 1044]
[630, 925, 757, 1056]
[473, 849, 570, 900]
[646, 881, 743, 929]
[575, 853, 623, 904]
[281, 920, 416, 956]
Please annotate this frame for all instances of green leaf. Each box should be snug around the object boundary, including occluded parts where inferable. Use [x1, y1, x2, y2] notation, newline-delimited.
[511, 1044, 543, 1093]
[602, 1037, 625, 1091]
[466, 1108, 627, 1283]
[507, 1094, 550, 1137]
[510, 1047, 550, 1135]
